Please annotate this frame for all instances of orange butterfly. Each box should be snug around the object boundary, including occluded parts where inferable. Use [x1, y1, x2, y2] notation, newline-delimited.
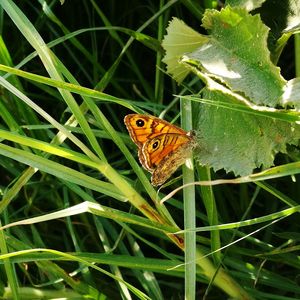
[124, 114, 196, 186]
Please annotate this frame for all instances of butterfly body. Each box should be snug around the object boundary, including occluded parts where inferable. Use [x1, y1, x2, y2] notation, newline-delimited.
[124, 114, 196, 186]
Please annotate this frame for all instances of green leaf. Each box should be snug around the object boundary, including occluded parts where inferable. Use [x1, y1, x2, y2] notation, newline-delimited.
[163, 8, 286, 106]
[162, 17, 208, 83]
[162, 8, 300, 175]
[194, 89, 300, 176]
[188, 7, 286, 106]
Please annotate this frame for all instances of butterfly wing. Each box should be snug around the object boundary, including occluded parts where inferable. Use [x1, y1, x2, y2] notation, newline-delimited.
[141, 132, 196, 186]
[150, 134, 196, 186]
[124, 114, 186, 147]
[141, 133, 194, 171]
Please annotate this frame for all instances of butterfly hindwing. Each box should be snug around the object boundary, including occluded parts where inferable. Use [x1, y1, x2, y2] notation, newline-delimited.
[141, 133, 192, 170]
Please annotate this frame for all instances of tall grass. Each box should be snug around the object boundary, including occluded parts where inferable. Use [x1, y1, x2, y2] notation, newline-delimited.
[0, 1, 299, 299]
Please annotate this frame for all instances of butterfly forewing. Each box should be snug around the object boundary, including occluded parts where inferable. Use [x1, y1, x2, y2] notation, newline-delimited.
[124, 114, 186, 146]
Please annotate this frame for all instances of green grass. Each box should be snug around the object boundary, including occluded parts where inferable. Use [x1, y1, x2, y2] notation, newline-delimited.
[0, 1, 300, 299]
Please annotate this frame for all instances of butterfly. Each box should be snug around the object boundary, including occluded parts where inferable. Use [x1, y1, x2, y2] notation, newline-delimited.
[124, 114, 196, 186]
